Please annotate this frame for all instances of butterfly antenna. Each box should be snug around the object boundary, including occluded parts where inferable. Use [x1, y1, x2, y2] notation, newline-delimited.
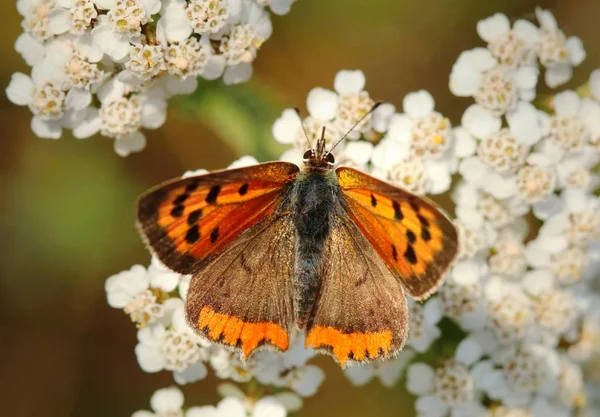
[294, 107, 313, 150]
[328, 101, 382, 154]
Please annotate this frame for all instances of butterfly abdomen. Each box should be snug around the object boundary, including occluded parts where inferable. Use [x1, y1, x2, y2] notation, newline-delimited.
[291, 169, 339, 329]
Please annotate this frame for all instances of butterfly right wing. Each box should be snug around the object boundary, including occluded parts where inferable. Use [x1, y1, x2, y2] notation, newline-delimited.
[305, 212, 408, 367]
[185, 212, 297, 359]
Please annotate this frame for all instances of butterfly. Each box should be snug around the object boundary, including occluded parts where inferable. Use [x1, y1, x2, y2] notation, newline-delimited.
[136, 106, 458, 367]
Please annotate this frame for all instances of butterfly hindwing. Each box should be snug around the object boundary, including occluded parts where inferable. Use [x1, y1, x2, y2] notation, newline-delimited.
[336, 167, 458, 299]
[137, 162, 299, 275]
[305, 211, 408, 367]
[185, 213, 297, 358]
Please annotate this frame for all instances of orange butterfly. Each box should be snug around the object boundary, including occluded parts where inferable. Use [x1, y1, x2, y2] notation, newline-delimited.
[136, 106, 458, 367]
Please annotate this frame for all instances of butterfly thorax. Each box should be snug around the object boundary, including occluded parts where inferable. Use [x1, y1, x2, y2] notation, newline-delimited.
[291, 165, 339, 329]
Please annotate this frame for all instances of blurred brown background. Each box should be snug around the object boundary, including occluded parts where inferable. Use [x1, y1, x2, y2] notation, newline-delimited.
[1, 1, 599, 416]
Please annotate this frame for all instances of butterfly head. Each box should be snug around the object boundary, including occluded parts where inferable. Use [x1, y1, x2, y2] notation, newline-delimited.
[303, 127, 335, 169]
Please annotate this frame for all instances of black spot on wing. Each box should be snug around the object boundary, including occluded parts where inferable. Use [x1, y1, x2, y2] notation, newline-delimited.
[370, 194, 377, 207]
[185, 225, 200, 243]
[174, 192, 189, 205]
[418, 214, 430, 228]
[187, 209, 202, 225]
[391, 244, 398, 262]
[171, 205, 184, 217]
[210, 227, 219, 243]
[185, 180, 200, 192]
[206, 185, 221, 204]
[238, 183, 249, 196]
[404, 244, 417, 265]
[406, 229, 416, 244]
[421, 227, 431, 242]
[393, 201, 403, 220]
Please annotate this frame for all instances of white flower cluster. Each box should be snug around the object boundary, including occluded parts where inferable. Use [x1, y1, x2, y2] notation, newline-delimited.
[6, 0, 296, 156]
[109, 7, 600, 417]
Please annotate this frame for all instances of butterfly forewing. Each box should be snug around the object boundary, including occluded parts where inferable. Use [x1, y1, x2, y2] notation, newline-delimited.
[336, 167, 458, 299]
[305, 213, 408, 367]
[137, 162, 299, 275]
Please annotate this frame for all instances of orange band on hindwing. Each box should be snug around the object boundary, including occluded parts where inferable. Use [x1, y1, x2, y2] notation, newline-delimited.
[198, 306, 289, 357]
[305, 326, 393, 366]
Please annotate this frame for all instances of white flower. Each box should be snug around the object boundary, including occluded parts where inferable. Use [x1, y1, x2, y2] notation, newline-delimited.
[220, 0, 272, 84]
[105, 264, 150, 308]
[438, 261, 487, 331]
[132, 386, 185, 417]
[484, 278, 534, 345]
[475, 344, 559, 406]
[534, 8, 586, 88]
[48, 0, 98, 36]
[332, 70, 375, 140]
[407, 337, 485, 417]
[135, 306, 209, 384]
[257, 0, 296, 16]
[488, 231, 527, 279]
[184, 0, 238, 36]
[18, 0, 57, 42]
[406, 298, 443, 352]
[476, 13, 537, 69]
[450, 48, 538, 116]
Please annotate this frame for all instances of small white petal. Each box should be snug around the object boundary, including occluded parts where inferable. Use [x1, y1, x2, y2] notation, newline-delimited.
[461, 104, 501, 138]
[48, 8, 71, 35]
[65, 88, 92, 111]
[252, 397, 286, 417]
[453, 127, 477, 157]
[31, 117, 62, 139]
[536, 7, 558, 30]
[114, 131, 147, 157]
[343, 141, 374, 167]
[223, 63, 253, 85]
[306, 87, 339, 121]
[403, 90, 435, 118]
[72, 108, 102, 139]
[554, 90, 580, 116]
[567, 36, 586, 66]
[142, 99, 167, 129]
[415, 395, 449, 417]
[515, 66, 539, 90]
[334, 70, 366, 95]
[455, 337, 482, 365]
[272, 109, 300, 144]
[173, 362, 208, 385]
[15, 33, 45, 66]
[6, 72, 34, 106]
[506, 102, 542, 146]
[513, 19, 539, 44]
[167, 76, 198, 95]
[344, 364, 375, 386]
[202, 55, 226, 80]
[589, 69, 600, 101]
[545, 64, 573, 89]
[406, 363, 435, 395]
[476, 13, 510, 43]
[150, 386, 184, 413]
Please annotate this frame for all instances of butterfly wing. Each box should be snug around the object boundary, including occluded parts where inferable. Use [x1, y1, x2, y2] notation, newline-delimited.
[185, 213, 297, 358]
[335, 166, 458, 299]
[137, 162, 299, 274]
[305, 212, 408, 367]
[136, 162, 299, 357]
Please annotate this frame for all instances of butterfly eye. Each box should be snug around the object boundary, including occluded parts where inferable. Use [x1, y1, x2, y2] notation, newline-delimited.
[303, 150, 314, 160]
[325, 153, 335, 164]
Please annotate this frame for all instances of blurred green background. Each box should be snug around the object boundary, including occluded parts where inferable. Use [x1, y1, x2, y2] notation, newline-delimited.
[1, 1, 599, 416]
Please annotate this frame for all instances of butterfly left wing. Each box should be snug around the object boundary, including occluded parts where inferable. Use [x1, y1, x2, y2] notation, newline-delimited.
[335, 167, 458, 300]
[305, 212, 408, 367]
[185, 212, 297, 358]
[137, 162, 299, 275]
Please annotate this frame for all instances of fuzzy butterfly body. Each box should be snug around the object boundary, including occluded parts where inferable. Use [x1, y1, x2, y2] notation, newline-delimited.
[137, 139, 458, 367]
